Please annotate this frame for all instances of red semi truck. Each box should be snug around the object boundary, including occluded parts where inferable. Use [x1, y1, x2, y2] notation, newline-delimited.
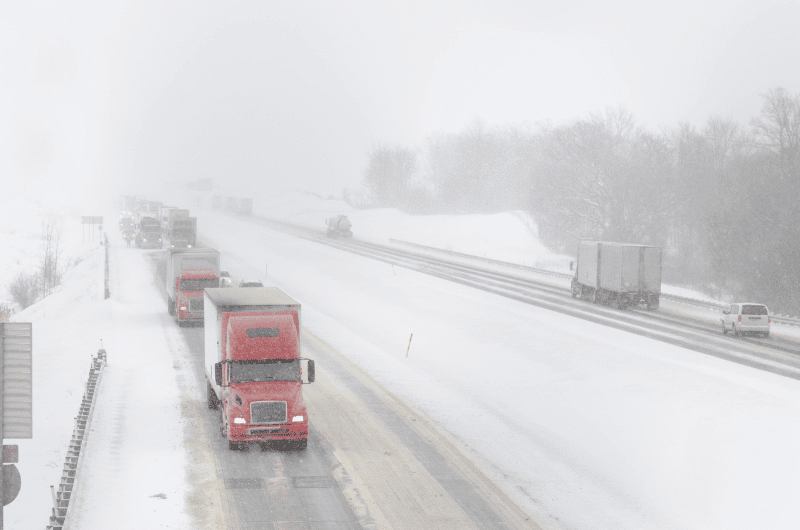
[166, 248, 220, 325]
[204, 287, 315, 450]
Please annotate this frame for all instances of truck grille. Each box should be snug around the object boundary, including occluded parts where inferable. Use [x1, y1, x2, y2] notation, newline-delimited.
[251, 401, 287, 424]
[189, 297, 204, 311]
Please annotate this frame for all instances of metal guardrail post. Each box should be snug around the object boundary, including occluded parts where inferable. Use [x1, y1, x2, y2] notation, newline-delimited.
[103, 234, 110, 300]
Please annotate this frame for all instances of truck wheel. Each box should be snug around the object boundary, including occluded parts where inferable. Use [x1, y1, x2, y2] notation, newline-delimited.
[721, 321, 728, 335]
[207, 381, 218, 410]
[294, 439, 308, 451]
[734, 325, 740, 337]
[228, 441, 241, 451]
[168, 297, 174, 316]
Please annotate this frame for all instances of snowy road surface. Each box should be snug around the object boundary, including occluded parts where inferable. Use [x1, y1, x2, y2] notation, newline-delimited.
[67, 229, 539, 528]
[8, 198, 800, 530]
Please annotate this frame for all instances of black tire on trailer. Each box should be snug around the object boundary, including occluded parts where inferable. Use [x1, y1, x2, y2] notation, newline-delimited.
[229, 441, 241, 451]
[734, 325, 740, 337]
[207, 381, 218, 410]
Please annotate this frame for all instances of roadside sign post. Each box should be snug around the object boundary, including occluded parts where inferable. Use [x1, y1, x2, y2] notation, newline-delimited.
[0, 323, 33, 528]
[81, 216, 104, 244]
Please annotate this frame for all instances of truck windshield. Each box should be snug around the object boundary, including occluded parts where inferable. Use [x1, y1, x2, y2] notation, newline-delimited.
[179, 278, 219, 290]
[229, 359, 300, 383]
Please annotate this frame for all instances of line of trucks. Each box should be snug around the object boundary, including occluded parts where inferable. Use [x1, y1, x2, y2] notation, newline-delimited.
[164, 243, 314, 450]
[119, 197, 198, 249]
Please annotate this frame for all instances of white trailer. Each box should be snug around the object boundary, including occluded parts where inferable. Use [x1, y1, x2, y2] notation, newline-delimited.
[572, 241, 661, 309]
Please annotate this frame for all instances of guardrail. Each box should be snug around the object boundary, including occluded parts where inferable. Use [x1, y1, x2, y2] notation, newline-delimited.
[46, 347, 107, 530]
[104, 234, 110, 300]
[389, 238, 574, 279]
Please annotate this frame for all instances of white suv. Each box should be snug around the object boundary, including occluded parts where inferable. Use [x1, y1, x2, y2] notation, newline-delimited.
[721, 303, 771, 338]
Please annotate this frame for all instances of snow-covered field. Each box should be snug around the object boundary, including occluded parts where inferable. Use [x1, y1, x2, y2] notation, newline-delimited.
[4, 190, 800, 529]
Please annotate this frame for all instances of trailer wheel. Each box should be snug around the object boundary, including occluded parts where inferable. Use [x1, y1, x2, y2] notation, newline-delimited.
[228, 441, 241, 451]
[168, 297, 174, 316]
[734, 325, 740, 337]
[207, 381, 218, 410]
[294, 439, 308, 451]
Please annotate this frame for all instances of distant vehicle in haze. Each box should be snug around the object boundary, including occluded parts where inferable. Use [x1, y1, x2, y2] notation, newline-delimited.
[326, 215, 352, 238]
[721, 303, 771, 337]
[220, 270, 232, 287]
[137, 232, 163, 249]
[238, 279, 263, 288]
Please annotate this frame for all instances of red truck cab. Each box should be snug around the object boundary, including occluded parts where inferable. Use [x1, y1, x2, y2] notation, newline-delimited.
[214, 313, 314, 449]
[173, 269, 218, 324]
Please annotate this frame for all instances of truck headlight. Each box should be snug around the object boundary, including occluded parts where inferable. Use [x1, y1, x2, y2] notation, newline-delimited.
[179, 305, 187, 311]
[234, 418, 246, 424]
[292, 415, 304, 422]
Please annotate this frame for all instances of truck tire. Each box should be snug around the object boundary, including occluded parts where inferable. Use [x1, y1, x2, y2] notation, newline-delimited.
[734, 325, 740, 337]
[228, 441, 241, 451]
[168, 297, 174, 316]
[207, 381, 218, 410]
[294, 439, 308, 451]
[721, 321, 728, 335]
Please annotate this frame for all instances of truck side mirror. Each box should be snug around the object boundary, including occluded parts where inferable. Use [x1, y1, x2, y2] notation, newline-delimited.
[306, 360, 315, 383]
[214, 362, 223, 386]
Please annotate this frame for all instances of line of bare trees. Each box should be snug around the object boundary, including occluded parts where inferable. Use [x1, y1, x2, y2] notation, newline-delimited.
[7, 218, 63, 310]
[360, 86, 800, 314]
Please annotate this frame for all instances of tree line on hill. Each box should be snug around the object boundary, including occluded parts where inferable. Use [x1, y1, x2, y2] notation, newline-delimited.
[358, 87, 800, 315]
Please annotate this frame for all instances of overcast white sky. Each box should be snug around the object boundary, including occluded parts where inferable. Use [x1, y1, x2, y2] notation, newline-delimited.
[2, 1, 799, 204]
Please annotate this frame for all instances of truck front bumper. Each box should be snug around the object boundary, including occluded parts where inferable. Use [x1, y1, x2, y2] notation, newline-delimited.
[229, 421, 309, 442]
[177, 311, 204, 322]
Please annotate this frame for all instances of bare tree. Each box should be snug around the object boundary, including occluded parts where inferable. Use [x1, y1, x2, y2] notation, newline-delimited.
[537, 107, 680, 245]
[8, 272, 40, 309]
[752, 86, 800, 179]
[363, 145, 419, 208]
[40, 218, 63, 298]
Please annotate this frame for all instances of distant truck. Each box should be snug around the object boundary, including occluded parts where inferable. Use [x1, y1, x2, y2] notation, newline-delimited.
[159, 205, 178, 231]
[571, 241, 661, 310]
[136, 231, 163, 249]
[169, 217, 197, 248]
[204, 287, 314, 450]
[135, 216, 161, 246]
[166, 248, 220, 325]
[326, 215, 352, 238]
